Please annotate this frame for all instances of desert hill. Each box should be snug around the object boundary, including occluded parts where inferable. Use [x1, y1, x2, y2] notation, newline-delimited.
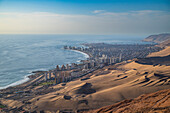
[0, 59, 169, 113]
[136, 55, 170, 66]
[143, 33, 170, 43]
[146, 35, 170, 57]
[82, 36, 170, 113]
[157, 39, 170, 47]
[84, 89, 170, 113]
[0, 34, 170, 113]
[147, 46, 170, 57]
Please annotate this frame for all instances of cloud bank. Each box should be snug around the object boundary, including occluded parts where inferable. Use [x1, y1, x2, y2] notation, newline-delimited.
[0, 10, 170, 35]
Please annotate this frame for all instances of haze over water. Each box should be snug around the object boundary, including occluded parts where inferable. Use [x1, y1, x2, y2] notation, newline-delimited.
[0, 34, 147, 89]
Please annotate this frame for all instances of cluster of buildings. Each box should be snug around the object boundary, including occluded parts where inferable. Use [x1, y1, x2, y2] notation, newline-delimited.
[42, 61, 99, 85]
[76, 43, 162, 61]
[41, 43, 162, 85]
[95, 54, 122, 64]
[44, 70, 77, 84]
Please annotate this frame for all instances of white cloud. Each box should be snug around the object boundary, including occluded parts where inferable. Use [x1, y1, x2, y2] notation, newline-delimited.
[92, 10, 105, 14]
[130, 10, 163, 14]
[0, 10, 170, 35]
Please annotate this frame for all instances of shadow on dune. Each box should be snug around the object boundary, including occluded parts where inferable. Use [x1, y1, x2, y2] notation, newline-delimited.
[135, 55, 170, 66]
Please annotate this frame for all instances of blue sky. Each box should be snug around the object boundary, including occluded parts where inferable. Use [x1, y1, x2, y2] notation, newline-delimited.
[0, 0, 170, 35]
[0, 0, 170, 14]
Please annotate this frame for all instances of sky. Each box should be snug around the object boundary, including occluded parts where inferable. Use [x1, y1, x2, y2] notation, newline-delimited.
[0, 0, 170, 35]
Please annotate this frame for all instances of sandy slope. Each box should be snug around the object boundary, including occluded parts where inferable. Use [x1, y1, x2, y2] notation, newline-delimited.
[156, 39, 170, 47]
[143, 33, 170, 43]
[147, 46, 170, 57]
[0, 60, 170, 112]
[84, 89, 170, 113]
[147, 38, 170, 57]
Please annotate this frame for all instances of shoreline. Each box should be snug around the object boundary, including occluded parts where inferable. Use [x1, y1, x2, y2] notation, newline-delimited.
[0, 42, 162, 90]
[67, 49, 91, 59]
[0, 34, 169, 112]
[0, 75, 29, 90]
[0, 48, 91, 90]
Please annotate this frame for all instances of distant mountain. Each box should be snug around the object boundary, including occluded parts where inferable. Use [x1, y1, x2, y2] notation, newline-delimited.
[143, 33, 170, 43]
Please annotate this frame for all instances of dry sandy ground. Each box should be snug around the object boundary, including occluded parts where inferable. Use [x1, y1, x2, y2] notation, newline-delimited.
[31, 61, 170, 112]
[2, 35, 170, 112]
[1, 60, 169, 113]
[147, 46, 170, 57]
[84, 88, 170, 113]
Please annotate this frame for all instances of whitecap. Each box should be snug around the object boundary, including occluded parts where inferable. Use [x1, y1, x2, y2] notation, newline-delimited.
[69, 50, 90, 59]
[0, 75, 30, 89]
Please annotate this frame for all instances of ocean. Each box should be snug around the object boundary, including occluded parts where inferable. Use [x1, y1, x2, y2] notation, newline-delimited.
[0, 34, 146, 89]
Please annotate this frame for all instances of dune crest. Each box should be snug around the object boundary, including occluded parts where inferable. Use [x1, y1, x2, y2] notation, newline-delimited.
[0, 57, 169, 112]
[147, 46, 170, 57]
[84, 89, 170, 113]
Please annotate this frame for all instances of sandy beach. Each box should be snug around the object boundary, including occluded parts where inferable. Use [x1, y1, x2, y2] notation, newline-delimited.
[66, 49, 93, 58]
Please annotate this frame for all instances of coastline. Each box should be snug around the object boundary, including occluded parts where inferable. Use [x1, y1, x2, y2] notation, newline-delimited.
[67, 49, 91, 59]
[0, 75, 29, 90]
[0, 42, 170, 112]
[0, 41, 163, 90]
[0, 34, 169, 112]
[0, 48, 91, 90]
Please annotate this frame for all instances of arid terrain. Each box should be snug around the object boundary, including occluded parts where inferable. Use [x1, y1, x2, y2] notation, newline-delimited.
[143, 33, 170, 43]
[0, 34, 170, 113]
[84, 89, 170, 113]
[0, 56, 169, 112]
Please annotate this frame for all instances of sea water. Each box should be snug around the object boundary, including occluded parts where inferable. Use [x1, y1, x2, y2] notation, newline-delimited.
[0, 34, 147, 89]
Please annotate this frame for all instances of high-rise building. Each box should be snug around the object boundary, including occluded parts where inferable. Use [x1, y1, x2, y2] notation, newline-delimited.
[56, 65, 60, 71]
[119, 53, 122, 62]
[48, 71, 51, 79]
[66, 64, 70, 70]
[61, 65, 66, 70]
[54, 72, 57, 78]
[54, 77, 57, 85]
[91, 61, 95, 67]
[44, 72, 48, 81]
[71, 63, 76, 69]
[57, 73, 60, 83]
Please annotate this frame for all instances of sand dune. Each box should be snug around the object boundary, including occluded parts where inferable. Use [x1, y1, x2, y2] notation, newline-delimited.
[0, 59, 169, 112]
[19, 62, 170, 112]
[84, 89, 170, 113]
[147, 46, 170, 57]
